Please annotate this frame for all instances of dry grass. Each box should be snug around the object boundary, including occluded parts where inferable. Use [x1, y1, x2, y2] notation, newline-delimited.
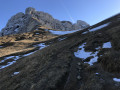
[0, 29, 57, 58]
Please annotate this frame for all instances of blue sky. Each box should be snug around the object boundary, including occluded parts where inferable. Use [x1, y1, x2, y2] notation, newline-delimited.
[0, 0, 120, 30]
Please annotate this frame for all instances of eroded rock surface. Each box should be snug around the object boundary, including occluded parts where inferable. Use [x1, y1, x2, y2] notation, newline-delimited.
[0, 7, 89, 36]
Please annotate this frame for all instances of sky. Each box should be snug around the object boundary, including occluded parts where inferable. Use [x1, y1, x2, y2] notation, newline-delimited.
[0, 0, 120, 30]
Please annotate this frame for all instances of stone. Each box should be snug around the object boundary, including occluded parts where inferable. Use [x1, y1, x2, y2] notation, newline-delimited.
[25, 7, 36, 15]
[77, 75, 82, 80]
[77, 62, 82, 66]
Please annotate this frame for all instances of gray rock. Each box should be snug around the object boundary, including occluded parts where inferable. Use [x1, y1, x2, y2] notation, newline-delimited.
[77, 62, 82, 66]
[0, 7, 90, 36]
[77, 75, 82, 80]
[25, 7, 36, 15]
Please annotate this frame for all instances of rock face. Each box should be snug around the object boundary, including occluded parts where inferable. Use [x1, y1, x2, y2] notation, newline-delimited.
[0, 7, 89, 36]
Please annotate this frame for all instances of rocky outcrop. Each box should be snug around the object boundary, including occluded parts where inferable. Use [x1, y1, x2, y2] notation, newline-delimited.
[0, 7, 89, 36]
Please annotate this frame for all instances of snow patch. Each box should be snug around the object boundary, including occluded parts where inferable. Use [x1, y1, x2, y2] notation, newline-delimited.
[49, 29, 81, 35]
[0, 56, 20, 63]
[96, 46, 101, 50]
[35, 33, 40, 35]
[86, 55, 99, 66]
[103, 42, 112, 48]
[0, 61, 16, 69]
[58, 37, 67, 41]
[89, 23, 110, 32]
[74, 43, 92, 59]
[82, 31, 89, 34]
[1, 56, 15, 61]
[0, 46, 3, 48]
[113, 78, 120, 82]
[0, 43, 48, 69]
[82, 23, 110, 34]
[35, 28, 39, 30]
[12, 72, 20, 76]
[95, 73, 99, 75]
[13, 72, 19, 75]
[36, 43, 49, 50]
[23, 51, 37, 57]
[74, 43, 100, 66]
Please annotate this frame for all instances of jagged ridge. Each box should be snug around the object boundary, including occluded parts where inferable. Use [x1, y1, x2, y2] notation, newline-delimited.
[0, 7, 89, 36]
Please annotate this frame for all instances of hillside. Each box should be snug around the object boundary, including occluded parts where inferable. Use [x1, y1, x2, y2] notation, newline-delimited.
[0, 13, 120, 90]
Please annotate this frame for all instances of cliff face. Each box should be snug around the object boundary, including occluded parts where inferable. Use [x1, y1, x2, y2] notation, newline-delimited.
[0, 7, 89, 36]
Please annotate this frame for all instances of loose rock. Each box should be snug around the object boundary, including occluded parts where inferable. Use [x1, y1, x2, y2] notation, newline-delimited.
[77, 75, 82, 80]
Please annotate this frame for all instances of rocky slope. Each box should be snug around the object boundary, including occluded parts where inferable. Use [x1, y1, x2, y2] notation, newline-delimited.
[0, 7, 89, 36]
[1, 13, 120, 90]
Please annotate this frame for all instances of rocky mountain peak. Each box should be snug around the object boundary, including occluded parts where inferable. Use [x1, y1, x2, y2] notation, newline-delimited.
[25, 7, 36, 15]
[0, 7, 89, 36]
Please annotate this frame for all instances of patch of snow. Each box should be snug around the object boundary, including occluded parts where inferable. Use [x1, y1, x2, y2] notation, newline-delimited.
[35, 28, 39, 30]
[103, 42, 112, 48]
[23, 43, 48, 57]
[58, 37, 67, 41]
[35, 33, 40, 35]
[82, 31, 89, 34]
[14, 56, 20, 60]
[23, 51, 37, 57]
[0, 46, 3, 48]
[0, 43, 49, 69]
[74, 43, 92, 59]
[11, 71, 20, 76]
[49, 29, 81, 35]
[0, 61, 16, 69]
[84, 51, 99, 66]
[113, 78, 120, 82]
[96, 46, 101, 50]
[89, 23, 110, 32]
[95, 73, 99, 75]
[13, 72, 19, 75]
[35, 43, 49, 50]
[86, 56, 99, 66]
[0, 53, 35, 69]
[0, 56, 20, 63]
[4, 56, 15, 60]
[0, 56, 15, 63]
[74, 43, 100, 66]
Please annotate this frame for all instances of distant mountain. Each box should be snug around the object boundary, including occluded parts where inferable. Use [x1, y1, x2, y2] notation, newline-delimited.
[0, 7, 89, 36]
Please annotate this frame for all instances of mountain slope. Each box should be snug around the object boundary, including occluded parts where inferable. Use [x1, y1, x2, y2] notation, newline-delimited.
[0, 14, 120, 90]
